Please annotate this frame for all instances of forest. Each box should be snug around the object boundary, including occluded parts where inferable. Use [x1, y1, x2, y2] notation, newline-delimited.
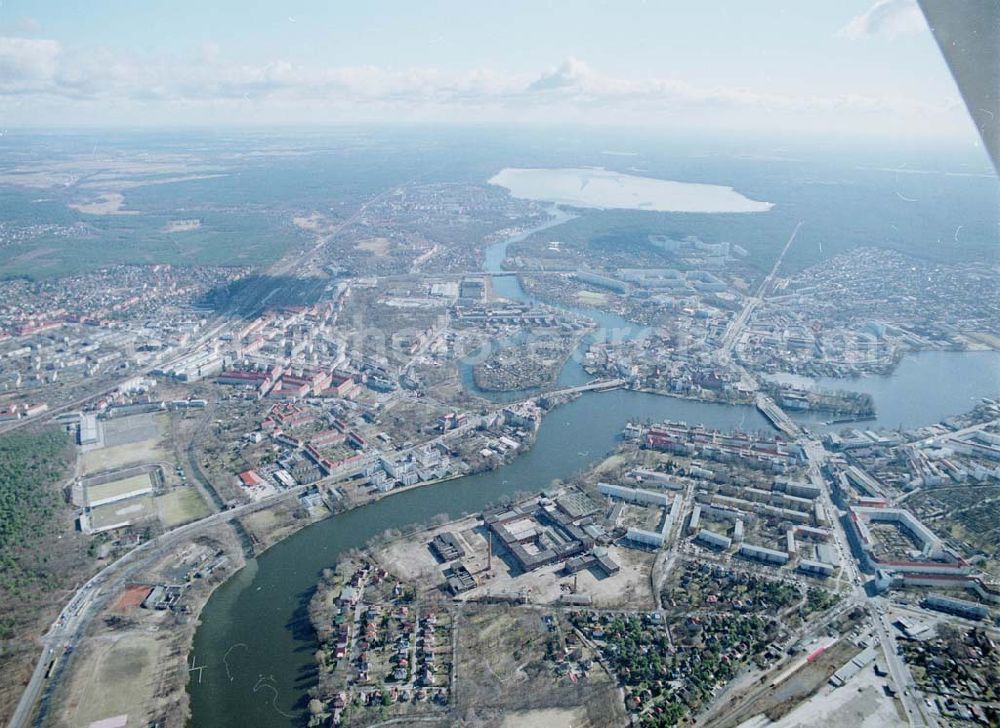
[0, 428, 76, 637]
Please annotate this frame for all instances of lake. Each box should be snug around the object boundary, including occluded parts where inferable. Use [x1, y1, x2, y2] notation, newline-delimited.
[488, 167, 773, 213]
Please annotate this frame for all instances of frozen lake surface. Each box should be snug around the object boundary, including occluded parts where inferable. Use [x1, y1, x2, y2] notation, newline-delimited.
[489, 166, 773, 213]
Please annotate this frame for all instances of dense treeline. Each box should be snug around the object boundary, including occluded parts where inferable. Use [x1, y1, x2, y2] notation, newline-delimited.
[0, 428, 73, 632]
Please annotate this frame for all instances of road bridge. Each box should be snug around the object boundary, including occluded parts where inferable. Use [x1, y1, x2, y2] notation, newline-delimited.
[755, 394, 803, 438]
[543, 378, 625, 397]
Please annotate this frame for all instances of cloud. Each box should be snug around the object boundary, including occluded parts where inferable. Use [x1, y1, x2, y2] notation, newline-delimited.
[14, 16, 44, 34]
[0, 40, 963, 136]
[0, 37, 61, 92]
[838, 0, 927, 39]
[527, 57, 593, 92]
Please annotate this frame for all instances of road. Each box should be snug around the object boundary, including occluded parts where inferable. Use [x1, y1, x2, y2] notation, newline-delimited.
[718, 221, 803, 360]
[6, 184, 404, 726]
[6, 471, 341, 728]
[872, 605, 928, 727]
[800, 436, 936, 727]
[911, 417, 999, 448]
[699, 596, 864, 727]
[756, 393, 803, 438]
[8, 385, 512, 727]
[545, 378, 625, 397]
[7, 184, 414, 728]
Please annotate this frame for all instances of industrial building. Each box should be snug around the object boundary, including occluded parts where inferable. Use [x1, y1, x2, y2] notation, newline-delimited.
[829, 646, 877, 687]
[430, 532, 466, 562]
[563, 548, 620, 577]
[485, 501, 592, 573]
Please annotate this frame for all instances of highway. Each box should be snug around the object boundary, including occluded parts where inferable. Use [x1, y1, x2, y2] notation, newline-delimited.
[718, 221, 803, 360]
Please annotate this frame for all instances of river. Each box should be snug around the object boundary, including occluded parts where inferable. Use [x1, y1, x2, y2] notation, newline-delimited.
[188, 211, 998, 726]
[770, 350, 1000, 432]
[461, 205, 650, 402]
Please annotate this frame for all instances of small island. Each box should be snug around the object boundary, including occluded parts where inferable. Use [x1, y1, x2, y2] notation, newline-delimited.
[472, 335, 578, 392]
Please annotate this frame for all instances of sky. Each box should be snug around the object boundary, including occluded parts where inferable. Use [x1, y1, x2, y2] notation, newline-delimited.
[0, 0, 984, 142]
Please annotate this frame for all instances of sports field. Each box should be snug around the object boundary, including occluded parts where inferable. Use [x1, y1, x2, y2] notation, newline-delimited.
[88, 495, 156, 531]
[85, 473, 153, 506]
[81, 414, 170, 475]
[575, 290, 608, 306]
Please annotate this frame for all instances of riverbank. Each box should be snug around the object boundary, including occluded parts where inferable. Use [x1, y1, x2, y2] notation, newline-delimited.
[183, 351, 999, 725]
[302, 484, 645, 727]
[44, 526, 249, 728]
[45, 394, 542, 725]
[187, 388, 776, 726]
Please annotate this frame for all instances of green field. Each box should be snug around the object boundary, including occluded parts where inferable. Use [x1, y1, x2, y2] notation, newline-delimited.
[85, 473, 153, 506]
[88, 495, 156, 531]
[82, 439, 170, 475]
[155, 487, 210, 527]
